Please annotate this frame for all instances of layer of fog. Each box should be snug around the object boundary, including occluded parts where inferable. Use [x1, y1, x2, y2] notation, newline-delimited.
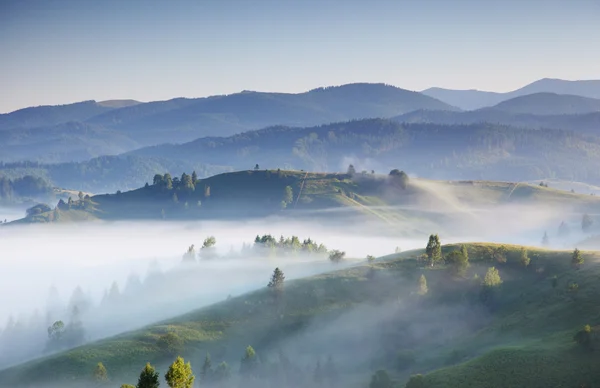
[1, 177, 595, 373]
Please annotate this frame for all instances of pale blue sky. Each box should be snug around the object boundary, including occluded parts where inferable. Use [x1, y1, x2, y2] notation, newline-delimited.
[1, 0, 599, 113]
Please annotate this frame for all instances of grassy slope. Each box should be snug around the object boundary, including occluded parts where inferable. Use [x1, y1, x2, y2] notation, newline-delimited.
[16, 170, 600, 226]
[2, 243, 600, 387]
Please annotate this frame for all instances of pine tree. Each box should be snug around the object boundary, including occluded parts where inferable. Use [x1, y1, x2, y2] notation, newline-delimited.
[191, 170, 198, 184]
[483, 267, 502, 287]
[200, 352, 212, 382]
[418, 274, 428, 295]
[324, 355, 339, 387]
[268, 268, 285, 290]
[165, 356, 195, 388]
[240, 346, 260, 379]
[94, 362, 108, 383]
[572, 248, 584, 268]
[542, 231, 550, 246]
[425, 234, 442, 266]
[347, 164, 356, 175]
[137, 363, 160, 388]
[213, 361, 231, 384]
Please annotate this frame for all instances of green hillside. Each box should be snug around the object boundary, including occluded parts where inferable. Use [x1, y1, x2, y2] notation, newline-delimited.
[2, 243, 600, 387]
[17, 170, 600, 233]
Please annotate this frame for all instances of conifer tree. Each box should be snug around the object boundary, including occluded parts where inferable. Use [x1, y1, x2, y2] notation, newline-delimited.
[165, 356, 195, 388]
[268, 268, 285, 291]
[200, 352, 212, 382]
[94, 362, 108, 383]
[542, 231, 550, 246]
[425, 234, 442, 266]
[240, 346, 260, 380]
[137, 363, 160, 388]
[572, 248, 584, 268]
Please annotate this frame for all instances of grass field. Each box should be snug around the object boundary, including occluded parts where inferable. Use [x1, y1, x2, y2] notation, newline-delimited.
[2, 242, 600, 387]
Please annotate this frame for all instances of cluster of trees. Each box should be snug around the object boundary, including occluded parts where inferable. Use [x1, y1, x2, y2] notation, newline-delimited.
[253, 234, 329, 256]
[153, 172, 198, 193]
[56, 191, 93, 211]
[0, 175, 52, 202]
[182, 236, 217, 262]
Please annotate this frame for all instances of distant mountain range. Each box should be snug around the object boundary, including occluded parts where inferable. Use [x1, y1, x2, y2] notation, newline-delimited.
[0, 83, 455, 163]
[422, 78, 600, 110]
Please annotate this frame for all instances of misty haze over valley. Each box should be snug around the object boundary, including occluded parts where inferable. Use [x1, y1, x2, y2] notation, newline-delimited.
[3, 0, 600, 387]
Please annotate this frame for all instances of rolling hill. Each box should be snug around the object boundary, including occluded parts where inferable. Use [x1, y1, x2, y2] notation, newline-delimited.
[486, 93, 600, 116]
[0, 84, 457, 163]
[128, 119, 600, 184]
[422, 78, 600, 110]
[1, 242, 599, 388]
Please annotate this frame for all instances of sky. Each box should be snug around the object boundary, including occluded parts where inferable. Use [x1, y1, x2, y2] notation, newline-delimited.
[1, 0, 599, 113]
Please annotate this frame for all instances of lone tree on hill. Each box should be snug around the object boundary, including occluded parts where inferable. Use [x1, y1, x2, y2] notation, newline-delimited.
[572, 248, 584, 268]
[268, 267, 285, 291]
[137, 363, 160, 388]
[389, 169, 409, 189]
[254, 164, 260, 170]
[165, 356, 195, 388]
[93, 362, 108, 383]
[425, 234, 442, 266]
[328, 249, 346, 263]
[347, 164, 356, 176]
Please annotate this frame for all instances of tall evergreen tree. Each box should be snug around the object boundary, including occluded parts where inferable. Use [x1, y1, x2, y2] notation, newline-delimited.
[240, 345, 260, 380]
[572, 248, 584, 268]
[191, 171, 198, 184]
[425, 234, 442, 266]
[165, 356, 195, 388]
[137, 363, 160, 388]
[268, 268, 285, 291]
[542, 231, 550, 247]
[200, 352, 213, 382]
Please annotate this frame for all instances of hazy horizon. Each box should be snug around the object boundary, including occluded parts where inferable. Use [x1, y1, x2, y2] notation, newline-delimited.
[2, 0, 600, 113]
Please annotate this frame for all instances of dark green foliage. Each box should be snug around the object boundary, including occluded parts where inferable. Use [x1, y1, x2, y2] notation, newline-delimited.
[582, 214, 593, 232]
[200, 352, 212, 383]
[572, 248, 584, 268]
[347, 164, 356, 175]
[0, 175, 52, 203]
[137, 363, 160, 388]
[213, 362, 231, 385]
[165, 356, 195, 388]
[405, 374, 426, 388]
[268, 268, 285, 291]
[425, 234, 442, 266]
[389, 169, 409, 189]
[254, 234, 328, 256]
[328, 249, 346, 263]
[369, 369, 395, 388]
[445, 246, 470, 277]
